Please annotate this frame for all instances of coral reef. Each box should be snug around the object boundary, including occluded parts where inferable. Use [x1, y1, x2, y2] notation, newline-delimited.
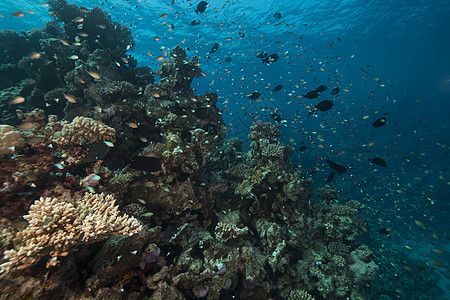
[48, 0, 135, 54]
[0, 0, 378, 299]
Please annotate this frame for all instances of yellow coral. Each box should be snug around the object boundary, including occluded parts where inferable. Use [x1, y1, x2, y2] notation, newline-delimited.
[0, 193, 142, 274]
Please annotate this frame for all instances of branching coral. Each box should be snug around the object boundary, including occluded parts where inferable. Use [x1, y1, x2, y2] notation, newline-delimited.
[260, 140, 285, 158]
[324, 200, 367, 241]
[53, 116, 115, 147]
[248, 120, 281, 143]
[141, 142, 166, 158]
[288, 289, 315, 300]
[215, 211, 248, 242]
[0, 193, 142, 274]
[316, 186, 339, 202]
[247, 121, 292, 162]
[155, 45, 202, 98]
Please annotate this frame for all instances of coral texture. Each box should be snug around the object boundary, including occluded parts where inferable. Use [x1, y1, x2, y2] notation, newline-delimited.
[248, 120, 281, 142]
[0, 193, 142, 274]
[0, 125, 24, 154]
[53, 116, 115, 147]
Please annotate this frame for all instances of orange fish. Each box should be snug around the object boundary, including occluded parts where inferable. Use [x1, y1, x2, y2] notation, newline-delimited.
[63, 93, 76, 103]
[432, 249, 445, 254]
[11, 11, 24, 17]
[431, 261, 444, 268]
[10, 96, 25, 104]
[87, 71, 100, 79]
[29, 52, 41, 59]
[415, 220, 425, 228]
[17, 122, 35, 130]
[60, 39, 69, 46]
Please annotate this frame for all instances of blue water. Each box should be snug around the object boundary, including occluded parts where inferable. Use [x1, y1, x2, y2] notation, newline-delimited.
[1, 0, 449, 298]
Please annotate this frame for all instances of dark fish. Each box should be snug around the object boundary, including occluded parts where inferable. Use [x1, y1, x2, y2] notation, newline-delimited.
[239, 31, 245, 38]
[262, 53, 279, 64]
[327, 159, 347, 175]
[369, 157, 387, 167]
[256, 51, 268, 58]
[130, 156, 161, 172]
[298, 146, 308, 151]
[304, 90, 320, 99]
[194, 107, 211, 119]
[195, 1, 208, 14]
[376, 228, 390, 234]
[316, 100, 333, 111]
[270, 113, 281, 122]
[272, 84, 283, 92]
[225, 57, 232, 62]
[273, 12, 282, 19]
[248, 91, 260, 99]
[331, 87, 340, 95]
[190, 19, 201, 26]
[373, 117, 387, 128]
[325, 172, 336, 184]
[315, 85, 327, 92]
[209, 43, 219, 54]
